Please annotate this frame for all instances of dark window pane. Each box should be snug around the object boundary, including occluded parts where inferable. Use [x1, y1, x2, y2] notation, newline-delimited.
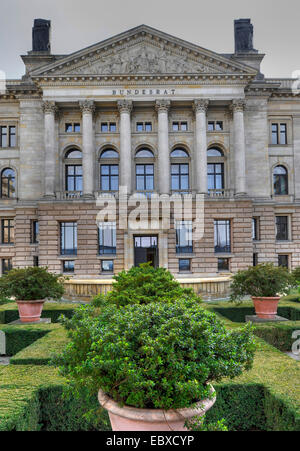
[216, 121, 223, 131]
[33, 256, 39, 267]
[214, 220, 231, 253]
[253, 253, 258, 267]
[271, 123, 278, 144]
[65, 123, 73, 133]
[99, 223, 116, 255]
[1, 168, 16, 198]
[276, 216, 288, 241]
[208, 122, 214, 131]
[278, 255, 289, 268]
[74, 123, 81, 133]
[280, 124, 287, 145]
[2, 219, 14, 244]
[218, 258, 229, 271]
[101, 123, 109, 132]
[101, 260, 114, 272]
[136, 123, 144, 132]
[252, 218, 258, 240]
[273, 166, 288, 195]
[179, 259, 191, 272]
[60, 223, 77, 255]
[172, 122, 179, 131]
[145, 122, 152, 132]
[181, 122, 188, 131]
[63, 260, 75, 273]
[2, 258, 12, 275]
[110, 123, 117, 132]
[176, 221, 193, 254]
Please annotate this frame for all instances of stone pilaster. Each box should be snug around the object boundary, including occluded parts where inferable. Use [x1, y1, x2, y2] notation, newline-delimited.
[231, 99, 247, 196]
[156, 100, 170, 194]
[118, 100, 132, 194]
[80, 100, 95, 198]
[193, 99, 209, 194]
[43, 101, 58, 199]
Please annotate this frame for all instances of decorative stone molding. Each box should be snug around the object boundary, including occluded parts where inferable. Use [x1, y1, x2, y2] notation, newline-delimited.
[230, 99, 246, 113]
[117, 99, 133, 114]
[193, 99, 209, 114]
[79, 100, 95, 114]
[42, 100, 58, 115]
[155, 99, 171, 112]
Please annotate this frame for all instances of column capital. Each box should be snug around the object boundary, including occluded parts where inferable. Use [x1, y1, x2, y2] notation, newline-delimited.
[42, 101, 58, 115]
[79, 100, 95, 114]
[117, 99, 133, 114]
[193, 99, 209, 114]
[155, 99, 171, 112]
[230, 99, 246, 113]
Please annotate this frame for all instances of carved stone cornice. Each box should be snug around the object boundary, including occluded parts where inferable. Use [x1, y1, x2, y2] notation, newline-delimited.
[193, 99, 209, 114]
[42, 100, 58, 115]
[230, 99, 246, 113]
[79, 100, 95, 114]
[117, 99, 133, 114]
[155, 99, 171, 112]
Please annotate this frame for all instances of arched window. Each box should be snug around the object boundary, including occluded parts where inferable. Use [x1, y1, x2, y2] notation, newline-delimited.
[1, 168, 16, 198]
[100, 149, 119, 191]
[207, 147, 225, 193]
[135, 148, 154, 193]
[273, 165, 288, 195]
[64, 149, 82, 195]
[171, 148, 190, 192]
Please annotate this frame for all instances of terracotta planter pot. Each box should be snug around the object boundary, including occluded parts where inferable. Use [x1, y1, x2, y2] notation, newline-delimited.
[16, 300, 45, 323]
[251, 297, 280, 319]
[98, 386, 216, 431]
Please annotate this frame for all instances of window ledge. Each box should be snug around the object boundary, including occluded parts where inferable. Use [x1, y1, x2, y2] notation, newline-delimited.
[97, 255, 117, 259]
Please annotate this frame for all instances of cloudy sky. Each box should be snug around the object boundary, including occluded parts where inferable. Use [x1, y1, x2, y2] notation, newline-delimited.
[1, 0, 299, 79]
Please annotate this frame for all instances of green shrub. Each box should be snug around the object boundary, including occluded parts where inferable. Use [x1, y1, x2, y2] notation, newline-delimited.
[230, 263, 296, 303]
[0, 302, 76, 324]
[0, 267, 64, 301]
[92, 262, 201, 307]
[55, 299, 256, 410]
[186, 415, 228, 431]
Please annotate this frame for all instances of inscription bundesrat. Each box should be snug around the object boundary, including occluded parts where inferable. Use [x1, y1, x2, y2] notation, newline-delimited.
[112, 88, 176, 96]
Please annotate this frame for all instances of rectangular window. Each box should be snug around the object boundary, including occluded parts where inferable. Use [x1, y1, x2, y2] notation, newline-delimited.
[214, 220, 231, 253]
[280, 124, 287, 145]
[136, 164, 154, 192]
[271, 123, 288, 145]
[9, 127, 16, 147]
[180, 122, 188, 131]
[252, 218, 259, 241]
[1, 219, 14, 244]
[0, 126, 7, 147]
[218, 258, 230, 272]
[100, 164, 119, 191]
[33, 256, 39, 267]
[145, 122, 152, 132]
[276, 216, 289, 241]
[101, 260, 114, 273]
[99, 222, 116, 255]
[74, 123, 81, 133]
[278, 254, 289, 269]
[60, 222, 77, 256]
[136, 122, 144, 132]
[208, 121, 223, 131]
[65, 123, 73, 133]
[31, 220, 39, 244]
[171, 164, 189, 191]
[176, 221, 193, 254]
[66, 165, 83, 193]
[172, 122, 179, 131]
[172, 121, 188, 131]
[253, 253, 258, 267]
[101, 122, 109, 132]
[2, 258, 12, 275]
[62, 260, 75, 273]
[109, 122, 117, 132]
[179, 258, 191, 272]
[207, 163, 224, 191]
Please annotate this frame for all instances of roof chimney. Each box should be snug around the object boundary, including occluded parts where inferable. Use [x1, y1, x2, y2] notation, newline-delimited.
[32, 19, 51, 53]
[234, 19, 257, 54]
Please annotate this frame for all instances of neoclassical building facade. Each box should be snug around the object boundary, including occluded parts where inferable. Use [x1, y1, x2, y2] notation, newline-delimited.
[0, 19, 299, 282]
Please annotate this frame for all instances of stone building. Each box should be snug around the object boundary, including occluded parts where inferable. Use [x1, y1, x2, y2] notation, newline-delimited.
[0, 18, 299, 287]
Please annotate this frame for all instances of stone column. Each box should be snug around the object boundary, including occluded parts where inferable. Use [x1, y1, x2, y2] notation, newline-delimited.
[193, 99, 209, 194]
[118, 100, 133, 194]
[156, 100, 171, 194]
[80, 100, 95, 198]
[43, 101, 58, 198]
[231, 99, 247, 196]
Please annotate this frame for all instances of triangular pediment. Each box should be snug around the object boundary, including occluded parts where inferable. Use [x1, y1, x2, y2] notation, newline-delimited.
[30, 25, 257, 77]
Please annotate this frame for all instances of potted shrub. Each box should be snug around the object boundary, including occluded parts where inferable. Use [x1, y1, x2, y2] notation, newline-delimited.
[0, 267, 64, 323]
[230, 263, 296, 319]
[55, 299, 255, 431]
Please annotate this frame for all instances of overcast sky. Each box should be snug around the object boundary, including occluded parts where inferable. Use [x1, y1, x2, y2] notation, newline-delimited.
[1, 0, 299, 79]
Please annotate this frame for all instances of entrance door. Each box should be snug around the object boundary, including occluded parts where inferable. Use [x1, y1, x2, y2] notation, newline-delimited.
[134, 236, 159, 268]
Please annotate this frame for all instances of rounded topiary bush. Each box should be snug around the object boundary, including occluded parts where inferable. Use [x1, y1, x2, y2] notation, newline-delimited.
[92, 262, 201, 307]
[0, 266, 64, 301]
[56, 299, 256, 410]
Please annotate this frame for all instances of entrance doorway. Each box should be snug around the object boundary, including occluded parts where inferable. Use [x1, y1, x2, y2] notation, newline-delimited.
[134, 236, 159, 268]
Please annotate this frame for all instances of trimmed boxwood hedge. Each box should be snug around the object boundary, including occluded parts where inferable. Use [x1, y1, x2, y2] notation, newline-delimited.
[10, 327, 69, 365]
[0, 302, 76, 324]
[0, 324, 52, 356]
